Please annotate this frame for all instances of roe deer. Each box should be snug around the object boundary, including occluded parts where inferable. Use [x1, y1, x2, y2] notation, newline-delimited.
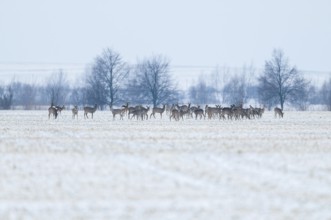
[48, 106, 58, 119]
[220, 107, 233, 120]
[150, 104, 166, 119]
[127, 105, 144, 119]
[176, 103, 190, 113]
[130, 106, 150, 120]
[109, 105, 125, 120]
[72, 105, 78, 119]
[274, 107, 284, 118]
[179, 104, 191, 120]
[84, 104, 97, 119]
[170, 109, 180, 121]
[205, 105, 221, 119]
[194, 107, 205, 120]
[189, 105, 199, 118]
[55, 105, 65, 114]
[121, 102, 129, 117]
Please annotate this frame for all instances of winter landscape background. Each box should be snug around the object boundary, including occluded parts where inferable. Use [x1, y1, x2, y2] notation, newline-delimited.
[1, 1, 331, 219]
[1, 110, 331, 219]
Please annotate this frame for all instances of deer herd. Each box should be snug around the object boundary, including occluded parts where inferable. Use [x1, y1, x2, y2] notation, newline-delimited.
[48, 103, 284, 120]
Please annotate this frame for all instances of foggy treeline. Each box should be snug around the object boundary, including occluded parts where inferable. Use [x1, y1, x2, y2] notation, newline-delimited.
[1, 48, 331, 111]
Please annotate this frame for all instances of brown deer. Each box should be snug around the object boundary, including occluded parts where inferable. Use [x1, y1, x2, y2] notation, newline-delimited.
[130, 106, 150, 120]
[84, 104, 97, 119]
[72, 105, 78, 119]
[274, 107, 284, 118]
[194, 107, 205, 120]
[55, 105, 65, 114]
[205, 105, 221, 119]
[48, 106, 58, 119]
[170, 109, 180, 121]
[179, 104, 191, 120]
[121, 103, 129, 117]
[150, 104, 166, 119]
[109, 105, 125, 120]
[127, 106, 137, 119]
[176, 103, 190, 113]
[220, 107, 233, 120]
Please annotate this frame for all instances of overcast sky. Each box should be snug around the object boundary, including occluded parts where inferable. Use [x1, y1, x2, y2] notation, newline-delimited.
[1, 0, 331, 80]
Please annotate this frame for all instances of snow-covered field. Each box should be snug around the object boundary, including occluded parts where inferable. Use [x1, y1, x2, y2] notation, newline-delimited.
[1, 110, 331, 220]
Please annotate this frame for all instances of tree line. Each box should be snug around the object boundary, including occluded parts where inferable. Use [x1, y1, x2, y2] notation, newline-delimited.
[188, 49, 330, 111]
[1, 48, 331, 111]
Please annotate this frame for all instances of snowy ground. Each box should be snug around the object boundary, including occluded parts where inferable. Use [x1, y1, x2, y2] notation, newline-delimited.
[1, 110, 331, 220]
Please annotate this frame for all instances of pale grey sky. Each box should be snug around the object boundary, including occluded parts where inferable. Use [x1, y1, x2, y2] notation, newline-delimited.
[0, 0, 331, 84]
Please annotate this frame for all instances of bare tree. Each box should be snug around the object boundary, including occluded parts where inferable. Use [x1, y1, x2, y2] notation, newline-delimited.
[86, 48, 129, 107]
[85, 70, 108, 108]
[222, 65, 255, 106]
[258, 49, 309, 110]
[223, 74, 246, 106]
[321, 77, 331, 110]
[0, 84, 13, 110]
[291, 84, 314, 111]
[11, 82, 37, 110]
[46, 70, 69, 106]
[69, 87, 85, 106]
[128, 55, 178, 107]
[189, 75, 217, 104]
[209, 66, 230, 103]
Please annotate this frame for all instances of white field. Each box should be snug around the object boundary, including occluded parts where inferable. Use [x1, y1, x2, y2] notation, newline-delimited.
[1, 110, 331, 220]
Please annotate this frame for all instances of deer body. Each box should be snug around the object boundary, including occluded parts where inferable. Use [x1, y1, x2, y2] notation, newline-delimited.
[110, 105, 125, 120]
[55, 105, 65, 114]
[72, 105, 78, 119]
[84, 104, 97, 119]
[127, 107, 136, 119]
[150, 104, 166, 119]
[274, 107, 284, 118]
[205, 105, 220, 119]
[176, 103, 190, 113]
[170, 109, 180, 121]
[194, 108, 205, 120]
[131, 106, 149, 120]
[48, 106, 58, 119]
[220, 107, 233, 120]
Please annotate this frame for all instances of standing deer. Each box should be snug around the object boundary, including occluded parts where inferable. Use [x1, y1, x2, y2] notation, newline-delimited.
[170, 108, 180, 121]
[179, 104, 191, 120]
[72, 105, 78, 119]
[176, 103, 190, 113]
[130, 106, 150, 120]
[127, 106, 137, 119]
[150, 104, 166, 119]
[48, 106, 58, 119]
[189, 105, 199, 118]
[173, 103, 190, 120]
[194, 107, 205, 120]
[274, 107, 284, 118]
[121, 103, 129, 117]
[84, 104, 97, 119]
[55, 105, 65, 115]
[205, 105, 220, 119]
[220, 107, 233, 120]
[109, 105, 125, 120]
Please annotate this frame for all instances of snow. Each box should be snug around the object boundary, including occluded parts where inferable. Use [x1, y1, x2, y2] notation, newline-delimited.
[1, 110, 331, 220]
